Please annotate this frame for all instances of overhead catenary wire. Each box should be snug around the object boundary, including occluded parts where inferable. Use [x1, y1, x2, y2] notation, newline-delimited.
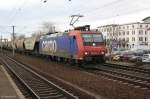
[1, 0, 29, 41]
[73, 0, 123, 15]
[70, 0, 150, 24]
[0, 0, 149, 39]
[6, 0, 20, 23]
[9, 0, 29, 25]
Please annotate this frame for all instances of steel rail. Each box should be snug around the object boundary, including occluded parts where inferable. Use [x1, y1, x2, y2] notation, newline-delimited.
[1, 56, 78, 99]
[93, 66, 150, 89]
[103, 63, 150, 74]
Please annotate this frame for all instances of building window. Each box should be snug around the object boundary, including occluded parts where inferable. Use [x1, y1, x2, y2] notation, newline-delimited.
[126, 37, 129, 42]
[126, 44, 129, 48]
[107, 28, 109, 32]
[140, 25, 142, 28]
[145, 31, 147, 35]
[119, 32, 121, 36]
[123, 31, 125, 35]
[119, 38, 121, 41]
[145, 37, 148, 41]
[146, 25, 148, 28]
[123, 26, 125, 29]
[114, 27, 116, 31]
[107, 33, 109, 36]
[139, 30, 143, 35]
[113, 33, 115, 36]
[122, 38, 125, 41]
[132, 30, 135, 35]
[127, 31, 129, 35]
[110, 28, 112, 31]
[132, 44, 134, 48]
[132, 25, 134, 28]
[127, 26, 129, 29]
[132, 37, 135, 41]
[139, 37, 143, 41]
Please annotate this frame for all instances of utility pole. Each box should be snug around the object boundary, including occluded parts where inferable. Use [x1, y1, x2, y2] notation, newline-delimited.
[12, 25, 15, 56]
[0, 35, 2, 52]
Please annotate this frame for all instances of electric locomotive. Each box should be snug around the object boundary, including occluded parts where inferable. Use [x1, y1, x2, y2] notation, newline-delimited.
[39, 25, 106, 64]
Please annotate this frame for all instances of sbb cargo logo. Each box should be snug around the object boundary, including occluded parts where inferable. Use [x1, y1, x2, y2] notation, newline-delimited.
[42, 40, 57, 53]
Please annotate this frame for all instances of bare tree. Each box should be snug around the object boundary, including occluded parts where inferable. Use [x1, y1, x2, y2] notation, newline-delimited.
[31, 33, 38, 37]
[31, 21, 58, 37]
[31, 30, 43, 37]
[41, 21, 55, 34]
[17, 34, 25, 40]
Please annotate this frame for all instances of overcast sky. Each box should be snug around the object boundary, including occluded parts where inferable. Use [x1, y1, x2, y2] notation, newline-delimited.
[0, 0, 150, 39]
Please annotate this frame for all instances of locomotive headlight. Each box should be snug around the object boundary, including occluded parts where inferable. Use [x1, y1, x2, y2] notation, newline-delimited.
[85, 52, 88, 55]
[101, 51, 105, 54]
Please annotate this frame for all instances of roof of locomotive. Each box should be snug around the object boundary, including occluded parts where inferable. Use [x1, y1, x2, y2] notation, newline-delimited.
[40, 32, 69, 39]
[40, 30, 102, 39]
[69, 30, 102, 34]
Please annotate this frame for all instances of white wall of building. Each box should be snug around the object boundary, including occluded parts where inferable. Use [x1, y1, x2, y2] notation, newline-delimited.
[98, 22, 150, 50]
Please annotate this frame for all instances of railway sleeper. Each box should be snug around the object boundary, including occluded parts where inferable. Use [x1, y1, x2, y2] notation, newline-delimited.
[39, 91, 62, 96]
[26, 80, 45, 84]
[34, 89, 56, 92]
[37, 90, 57, 94]
[32, 86, 54, 89]
[29, 84, 50, 87]
[40, 94, 65, 99]
[100, 71, 150, 89]
[102, 68, 150, 82]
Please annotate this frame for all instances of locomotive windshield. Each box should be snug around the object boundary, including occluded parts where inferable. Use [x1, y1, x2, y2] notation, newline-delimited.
[82, 34, 104, 46]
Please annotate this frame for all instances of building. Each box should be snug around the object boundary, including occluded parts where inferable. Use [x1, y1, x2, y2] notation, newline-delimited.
[98, 24, 119, 49]
[98, 17, 150, 50]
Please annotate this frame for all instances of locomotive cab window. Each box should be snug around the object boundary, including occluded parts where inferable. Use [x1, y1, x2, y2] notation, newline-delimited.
[82, 34, 93, 42]
[82, 34, 104, 46]
[93, 34, 103, 42]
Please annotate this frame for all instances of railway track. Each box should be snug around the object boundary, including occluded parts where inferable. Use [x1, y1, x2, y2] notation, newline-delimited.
[89, 64, 150, 90]
[1, 51, 150, 98]
[0, 55, 78, 99]
[103, 63, 150, 75]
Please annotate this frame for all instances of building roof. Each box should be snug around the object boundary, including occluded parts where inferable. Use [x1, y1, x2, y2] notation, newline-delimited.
[98, 22, 150, 28]
[142, 16, 150, 21]
[97, 24, 119, 28]
[119, 22, 150, 26]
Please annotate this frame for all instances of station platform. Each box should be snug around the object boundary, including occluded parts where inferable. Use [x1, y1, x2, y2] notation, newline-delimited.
[0, 65, 25, 99]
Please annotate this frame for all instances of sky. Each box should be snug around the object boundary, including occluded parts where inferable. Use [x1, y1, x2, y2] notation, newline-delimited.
[0, 0, 150, 39]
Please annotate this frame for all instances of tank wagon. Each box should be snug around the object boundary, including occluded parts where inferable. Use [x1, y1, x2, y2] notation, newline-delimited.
[24, 36, 40, 54]
[39, 25, 106, 64]
[13, 36, 40, 54]
[15, 39, 25, 52]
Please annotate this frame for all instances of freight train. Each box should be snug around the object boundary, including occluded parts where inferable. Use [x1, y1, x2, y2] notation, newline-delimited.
[3, 25, 106, 65]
